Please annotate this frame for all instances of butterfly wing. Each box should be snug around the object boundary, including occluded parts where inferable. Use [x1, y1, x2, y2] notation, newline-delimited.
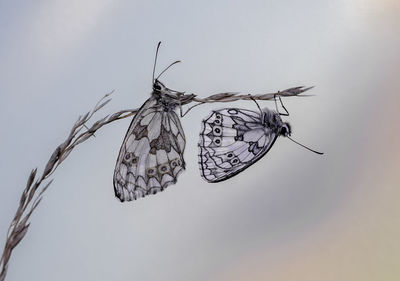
[198, 108, 278, 182]
[114, 98, 186, 201]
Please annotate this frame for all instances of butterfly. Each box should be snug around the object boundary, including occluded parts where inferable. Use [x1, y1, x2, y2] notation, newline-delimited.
[113, 43, 195, 202]
[198, 96, 323, 182]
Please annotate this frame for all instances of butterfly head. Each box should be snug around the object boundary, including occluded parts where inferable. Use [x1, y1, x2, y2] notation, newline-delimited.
[152, 79, 188, 112]
[153, 79, 167, 93]
[153, 79, 182, 99]
[280, 122, 291, 137]
[261, 108, 291, 136]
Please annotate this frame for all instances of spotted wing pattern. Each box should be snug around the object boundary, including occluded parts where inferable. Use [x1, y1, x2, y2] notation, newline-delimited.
[198, 108, 278, 182]
[114, 98, 186, 201]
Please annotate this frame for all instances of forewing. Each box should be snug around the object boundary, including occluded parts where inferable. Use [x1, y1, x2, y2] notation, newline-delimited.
[114, 98, 186, 202]
[198, 108, 278, 182]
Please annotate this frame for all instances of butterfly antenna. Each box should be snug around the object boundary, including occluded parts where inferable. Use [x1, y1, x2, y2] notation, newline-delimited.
[152, 41, 162, 84]
[287, 136, 324, 155]
[249, 95, 262, 115]
[156, 60, 181, 80]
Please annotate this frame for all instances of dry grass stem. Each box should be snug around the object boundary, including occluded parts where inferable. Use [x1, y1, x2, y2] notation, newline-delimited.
[0, 85, 312, 281]
[192, 86, 314, 103]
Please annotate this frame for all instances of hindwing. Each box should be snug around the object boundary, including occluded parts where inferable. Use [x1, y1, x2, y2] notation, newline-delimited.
[114, 98, 186, 201]
[198, 108, 278, 182]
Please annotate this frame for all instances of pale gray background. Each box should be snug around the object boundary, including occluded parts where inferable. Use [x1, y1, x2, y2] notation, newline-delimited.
[1, 1, 400, 281]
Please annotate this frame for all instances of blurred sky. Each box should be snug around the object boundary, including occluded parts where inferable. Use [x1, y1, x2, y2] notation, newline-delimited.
[1, 0, 400, 280]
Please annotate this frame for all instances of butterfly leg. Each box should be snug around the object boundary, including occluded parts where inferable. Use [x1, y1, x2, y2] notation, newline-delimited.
[179, 101, 205, 117]
[248, 95, 263, 115]
[274, 94, 290, 116]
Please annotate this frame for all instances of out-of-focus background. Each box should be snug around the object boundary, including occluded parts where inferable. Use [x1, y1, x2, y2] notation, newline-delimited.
[1, 1, 399, 280]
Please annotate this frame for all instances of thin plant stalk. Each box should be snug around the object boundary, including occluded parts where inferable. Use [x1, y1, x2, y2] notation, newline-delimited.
[0, 85, 312, 281]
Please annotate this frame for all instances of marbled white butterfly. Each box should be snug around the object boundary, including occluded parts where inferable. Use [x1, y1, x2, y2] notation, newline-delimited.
[198, 96, 323, 182]
[113, 43, 195, 202]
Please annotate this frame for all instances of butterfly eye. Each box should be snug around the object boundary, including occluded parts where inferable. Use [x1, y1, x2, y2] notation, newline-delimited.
[154, 84, 162, 91]
[281, 123, 291, 136]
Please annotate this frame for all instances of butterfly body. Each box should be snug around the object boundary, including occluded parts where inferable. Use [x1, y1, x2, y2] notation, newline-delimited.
[152, 80, 183, 110]
[113, 79, 195, 202]
[198, 107, 290, 183]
